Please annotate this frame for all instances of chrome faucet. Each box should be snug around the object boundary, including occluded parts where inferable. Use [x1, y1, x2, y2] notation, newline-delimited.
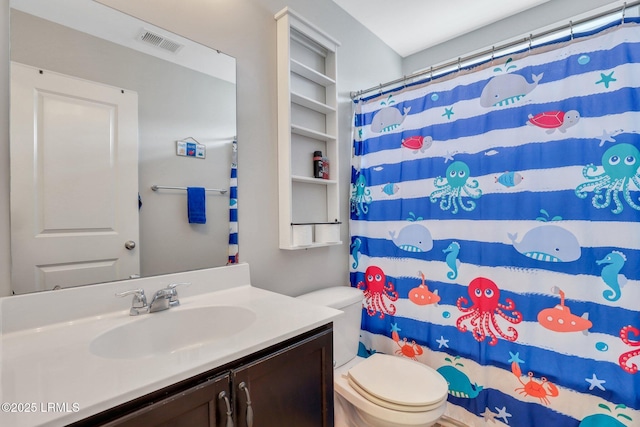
[116, 283, 190, 316]
[149, 282, 189, 312]
[115, 289, 149, 316]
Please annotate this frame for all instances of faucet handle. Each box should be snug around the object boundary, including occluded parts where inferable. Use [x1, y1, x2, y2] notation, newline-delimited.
[166, 282, 191, 290]
[165, 282, 190, 307]
[115, 289, 149, 316]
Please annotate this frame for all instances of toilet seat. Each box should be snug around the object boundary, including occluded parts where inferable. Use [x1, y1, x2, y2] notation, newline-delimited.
[334, 372, 447, 426]
[345, 353, 448, 413]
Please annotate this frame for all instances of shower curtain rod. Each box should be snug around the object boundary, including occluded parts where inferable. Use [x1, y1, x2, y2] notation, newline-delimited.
[350, 0, 640, 100]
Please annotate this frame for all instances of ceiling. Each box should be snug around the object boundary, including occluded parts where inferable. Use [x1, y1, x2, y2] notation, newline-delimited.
[11, 0, 236, 83]
[332, 0, 551, 57]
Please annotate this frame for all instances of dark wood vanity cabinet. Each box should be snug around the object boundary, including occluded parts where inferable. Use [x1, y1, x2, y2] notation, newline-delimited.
[71, 324, 334, 427]
[232, 327, 332, 427]
[99, 374, 231, 427]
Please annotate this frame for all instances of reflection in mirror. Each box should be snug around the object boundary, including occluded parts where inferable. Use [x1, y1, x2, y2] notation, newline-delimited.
[9, 0, 237, 294]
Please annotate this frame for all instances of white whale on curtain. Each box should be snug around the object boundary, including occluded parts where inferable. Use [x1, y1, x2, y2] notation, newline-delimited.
[370, 105, 411, 132]
[508, 224, 581, 262]
[480, 73, 543, 107]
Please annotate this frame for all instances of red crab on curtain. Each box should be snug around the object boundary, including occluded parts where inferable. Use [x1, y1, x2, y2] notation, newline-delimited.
[357, 265, 398, 319]
[456, 277, 522, 345]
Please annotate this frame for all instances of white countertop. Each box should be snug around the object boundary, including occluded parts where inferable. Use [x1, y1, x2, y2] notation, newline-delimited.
[0, 264, 341, 426]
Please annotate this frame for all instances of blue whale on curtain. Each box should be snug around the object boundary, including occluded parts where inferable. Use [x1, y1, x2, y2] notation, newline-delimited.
[389, 223, 433, 252]
[508, 224, 581, 262]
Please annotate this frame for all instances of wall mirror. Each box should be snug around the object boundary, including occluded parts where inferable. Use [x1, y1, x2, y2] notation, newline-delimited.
[9, 0, 237, 294]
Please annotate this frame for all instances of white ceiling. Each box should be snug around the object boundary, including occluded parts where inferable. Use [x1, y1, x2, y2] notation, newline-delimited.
[11, 0, 236, 83]
[332, 0, 552, 57]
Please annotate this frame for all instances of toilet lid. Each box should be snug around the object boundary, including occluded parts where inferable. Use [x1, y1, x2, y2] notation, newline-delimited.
[347, 353, 448, 411]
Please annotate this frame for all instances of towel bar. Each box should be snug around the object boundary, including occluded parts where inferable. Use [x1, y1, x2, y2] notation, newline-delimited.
[151, 185, 227, 194]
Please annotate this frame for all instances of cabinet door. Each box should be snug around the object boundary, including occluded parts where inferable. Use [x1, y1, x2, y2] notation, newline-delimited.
[101, 374, 230, 427]
[233, 328, 334, 427]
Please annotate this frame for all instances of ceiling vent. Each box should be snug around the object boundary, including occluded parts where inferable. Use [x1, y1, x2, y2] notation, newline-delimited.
[137, 29, 184, 54]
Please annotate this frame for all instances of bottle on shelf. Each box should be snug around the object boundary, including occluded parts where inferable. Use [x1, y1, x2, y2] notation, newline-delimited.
[313, 151, 330, 180]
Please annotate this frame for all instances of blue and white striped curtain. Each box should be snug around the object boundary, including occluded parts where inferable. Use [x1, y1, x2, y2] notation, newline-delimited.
[350, 22, 640, 427]
[228, 140, 239, 264]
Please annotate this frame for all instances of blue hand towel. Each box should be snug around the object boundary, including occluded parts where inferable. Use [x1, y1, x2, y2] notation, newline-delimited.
[187, 187, 206, 224]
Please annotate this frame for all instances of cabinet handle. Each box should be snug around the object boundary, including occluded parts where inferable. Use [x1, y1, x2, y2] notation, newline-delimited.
[218, 391, 234, 427]
[238, 382, 254, 427]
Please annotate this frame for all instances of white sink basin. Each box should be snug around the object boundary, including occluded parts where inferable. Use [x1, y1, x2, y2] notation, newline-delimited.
[90, 306, 257, 359]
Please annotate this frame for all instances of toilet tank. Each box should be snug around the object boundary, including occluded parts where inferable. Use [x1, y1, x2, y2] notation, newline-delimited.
[297, 286, 363, 368]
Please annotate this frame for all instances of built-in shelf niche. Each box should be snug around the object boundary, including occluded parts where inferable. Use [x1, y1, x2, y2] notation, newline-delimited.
[275, 7, 341, 250]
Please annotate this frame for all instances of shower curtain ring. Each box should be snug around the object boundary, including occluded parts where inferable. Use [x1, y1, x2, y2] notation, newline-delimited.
[458, 57, 461, 71]
[529, 34, 533, 51]
[491, 46, 495, 62]
[430, 66, 433, 81]
[570, 20, 574, 40]
[622, 2, 627, 24]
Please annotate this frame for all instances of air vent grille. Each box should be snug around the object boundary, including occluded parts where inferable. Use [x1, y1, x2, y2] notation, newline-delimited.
[137, 29, 184, 53]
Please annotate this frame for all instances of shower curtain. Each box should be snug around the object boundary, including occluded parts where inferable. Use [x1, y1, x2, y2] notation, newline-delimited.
[350, 22, 640, 427]
[228, 139, 239, 264]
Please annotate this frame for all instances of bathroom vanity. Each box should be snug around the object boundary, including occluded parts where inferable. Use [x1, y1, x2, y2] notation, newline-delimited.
[0, 264, 340, 427]
[74, 325, 333, 426]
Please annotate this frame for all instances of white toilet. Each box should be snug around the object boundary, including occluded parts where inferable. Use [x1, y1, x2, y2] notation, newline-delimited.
[298, 286, 448, 427]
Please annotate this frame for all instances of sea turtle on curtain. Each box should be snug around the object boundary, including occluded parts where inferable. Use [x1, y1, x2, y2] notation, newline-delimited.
[401, 135, 433, 153]
[527, 110, 580, 133]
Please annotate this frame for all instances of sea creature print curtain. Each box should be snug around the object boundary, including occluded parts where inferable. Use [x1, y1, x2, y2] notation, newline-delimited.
[350, 22, 640, 427]
[228, 139, 239, 264]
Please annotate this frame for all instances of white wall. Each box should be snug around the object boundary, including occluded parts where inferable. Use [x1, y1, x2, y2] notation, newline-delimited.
[403, 0, 629, 76]
[0, 0, 402, 297]
[0, 0, 9, 296]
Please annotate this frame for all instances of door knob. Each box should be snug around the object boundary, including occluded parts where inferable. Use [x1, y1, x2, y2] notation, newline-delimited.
[124, 240, 136, 250]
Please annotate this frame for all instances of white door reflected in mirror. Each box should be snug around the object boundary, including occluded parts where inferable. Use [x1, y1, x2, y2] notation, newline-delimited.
[10, 63, 140, 294]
